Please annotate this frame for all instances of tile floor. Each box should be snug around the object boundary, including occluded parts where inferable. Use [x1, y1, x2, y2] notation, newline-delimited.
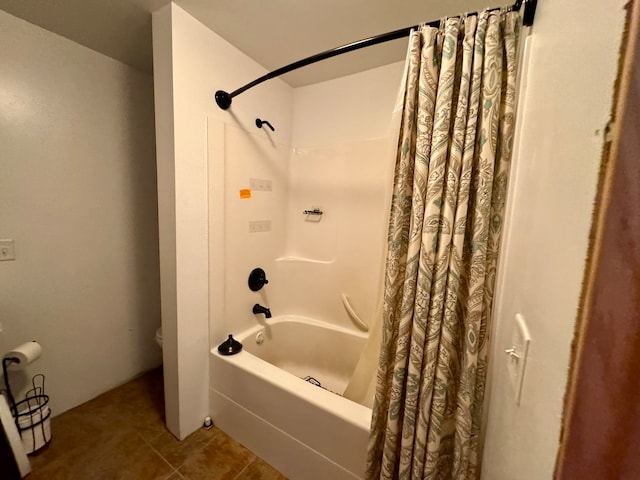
[27, 368, 288, 480]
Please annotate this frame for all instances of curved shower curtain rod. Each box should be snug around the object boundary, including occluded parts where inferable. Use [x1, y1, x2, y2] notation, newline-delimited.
[214, 0, 537, 110]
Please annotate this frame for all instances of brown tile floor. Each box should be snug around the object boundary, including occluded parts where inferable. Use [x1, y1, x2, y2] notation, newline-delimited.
[27, 368, 288, 480]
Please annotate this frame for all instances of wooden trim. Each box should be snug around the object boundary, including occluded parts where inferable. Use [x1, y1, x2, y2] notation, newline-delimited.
[554, 0, 640, 477]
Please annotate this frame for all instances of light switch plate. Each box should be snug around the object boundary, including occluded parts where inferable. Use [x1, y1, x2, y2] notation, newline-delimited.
[507, 313, 531, 405]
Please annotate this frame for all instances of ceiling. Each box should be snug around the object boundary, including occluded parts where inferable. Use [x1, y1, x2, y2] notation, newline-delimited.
[0, 0, 497, 87]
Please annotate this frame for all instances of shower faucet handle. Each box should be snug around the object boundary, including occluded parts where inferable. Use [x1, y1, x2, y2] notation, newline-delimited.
[248, 268, 269, 291]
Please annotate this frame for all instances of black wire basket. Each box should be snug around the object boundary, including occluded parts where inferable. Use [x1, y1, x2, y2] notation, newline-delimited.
[2, 358, 52, 455]
[14, 389, 51, 454]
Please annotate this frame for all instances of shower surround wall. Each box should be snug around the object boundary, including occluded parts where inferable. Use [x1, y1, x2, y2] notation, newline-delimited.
[208, 64, 402, 356]
[212, 73, 409, 348]
[210, 122, 291, 339]
[285, 62, 404, 329]
[213, 62, 406, 339]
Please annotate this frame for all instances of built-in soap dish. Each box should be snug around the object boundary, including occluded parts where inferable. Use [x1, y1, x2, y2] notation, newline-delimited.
[217, 334, 243, 355]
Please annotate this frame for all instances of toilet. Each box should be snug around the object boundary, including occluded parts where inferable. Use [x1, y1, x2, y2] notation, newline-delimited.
[155, 327, 163, 349]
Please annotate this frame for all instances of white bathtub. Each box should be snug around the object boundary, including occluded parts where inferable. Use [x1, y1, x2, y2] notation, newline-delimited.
[210, 315, 372, 480]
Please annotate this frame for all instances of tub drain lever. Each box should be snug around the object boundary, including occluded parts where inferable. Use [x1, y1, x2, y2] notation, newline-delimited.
[217, 334, 243, 356]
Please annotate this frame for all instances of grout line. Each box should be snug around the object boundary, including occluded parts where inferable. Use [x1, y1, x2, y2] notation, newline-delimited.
[161, 469, 180, 480]
[199, 426, 226, 449]
[232, 457, 257, 480]
[138, 432, 178, 474]
[169, 469, 187, 480]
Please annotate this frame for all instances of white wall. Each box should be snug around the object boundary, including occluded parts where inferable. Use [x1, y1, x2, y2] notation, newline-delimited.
[292, 61, 404, 147]
[481, 1, 627, 478]
[0, 10, 161, 416]
[152, 2, 293, 439]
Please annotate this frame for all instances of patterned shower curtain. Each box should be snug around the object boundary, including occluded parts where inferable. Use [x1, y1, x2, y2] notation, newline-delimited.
[367, 10, 520, 480]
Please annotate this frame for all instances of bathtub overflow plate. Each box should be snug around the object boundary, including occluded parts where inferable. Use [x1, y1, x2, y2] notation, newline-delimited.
[255, 331, 265, 345]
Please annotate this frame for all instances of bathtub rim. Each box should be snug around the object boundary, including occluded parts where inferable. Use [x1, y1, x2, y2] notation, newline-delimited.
[232, 314, 369, 343]
[212, 315, 372, 433]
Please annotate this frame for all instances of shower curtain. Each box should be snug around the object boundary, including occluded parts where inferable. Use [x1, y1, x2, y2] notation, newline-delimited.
[367, 10, 520, 480]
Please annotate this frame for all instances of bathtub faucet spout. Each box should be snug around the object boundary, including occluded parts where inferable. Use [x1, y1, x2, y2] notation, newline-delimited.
[252, 304, 272, 318]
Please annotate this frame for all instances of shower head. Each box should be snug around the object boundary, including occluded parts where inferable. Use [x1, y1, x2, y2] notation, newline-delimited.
[255, 118, 275, 132]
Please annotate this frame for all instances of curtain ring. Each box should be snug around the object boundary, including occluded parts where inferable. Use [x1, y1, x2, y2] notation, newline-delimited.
[500, 5, 510, 24]
[415, 22, 427, 40]
[438, 17, 446, 35]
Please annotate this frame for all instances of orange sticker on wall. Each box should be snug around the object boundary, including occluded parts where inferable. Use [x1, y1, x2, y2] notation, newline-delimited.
[239, 189, 252, 199]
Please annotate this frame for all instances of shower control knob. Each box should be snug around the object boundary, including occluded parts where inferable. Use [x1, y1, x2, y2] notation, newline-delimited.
[248, 268, 269, 291]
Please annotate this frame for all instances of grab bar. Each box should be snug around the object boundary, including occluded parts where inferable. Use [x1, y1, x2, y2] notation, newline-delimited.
[341, 294, 368, 332]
